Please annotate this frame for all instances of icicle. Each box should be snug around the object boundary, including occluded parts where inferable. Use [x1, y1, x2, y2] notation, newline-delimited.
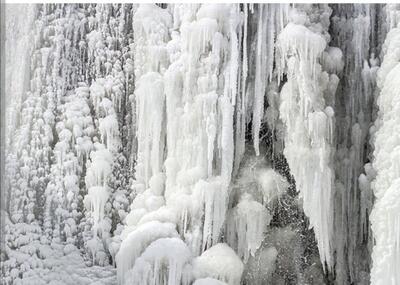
[84, 144, 113, 233]
[126, 238, 192, 285]
[135, 72, 166, 187]
[116, 221, 179, 284]
[227, 193, 270, 262]
[99, 112, 120, 152]
[86, 186, 109, 235]
[219, 96, 234, 185]
[192, 178, 228, 252]
[276, 5, 337, 272]
[252, 4, 288, 156]
[252, 4, 266, 156]
[233, 4, 248, 174]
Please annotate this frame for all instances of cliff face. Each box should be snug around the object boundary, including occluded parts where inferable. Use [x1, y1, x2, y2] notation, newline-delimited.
[2, 4, 399, 285]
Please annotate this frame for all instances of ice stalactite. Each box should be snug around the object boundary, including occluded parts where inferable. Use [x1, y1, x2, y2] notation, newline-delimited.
[6, 3, 400, 285]
[85, 145, 113, 234]
[134, 72, 166, 187]
[226, 150, 290, 265]
[126, 238, 192, 285]
[4, 4, 37, 150]
[232, 4, 248, 175]
[117, 222, 179, 283]
[83, 80, 120, 264]
[116, 4, 173, 283]
[29, 5, 85, 247]
[370, 5, 400, 284]
[163, 2, 241, 256]
[4, 5, 138, 281]
[276, 4, 339, 272]
[252, 4, 288, 156]
[329, 4, 380, 283]
[46, 86, 95, 245]
[131, 4, 170, 188]
[117, 3, 244, 284]
[78, 4, 135, 266]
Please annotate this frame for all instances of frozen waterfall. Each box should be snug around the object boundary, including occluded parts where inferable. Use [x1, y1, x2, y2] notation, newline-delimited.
[2, 3, 400, 285]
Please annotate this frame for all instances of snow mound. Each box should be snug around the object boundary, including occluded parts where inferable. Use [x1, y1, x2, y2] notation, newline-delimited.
[192, 243, 244, 285]
[116, 222, 179, 284]
[256, 168, 289, 205]
[126, 238, 192, 285]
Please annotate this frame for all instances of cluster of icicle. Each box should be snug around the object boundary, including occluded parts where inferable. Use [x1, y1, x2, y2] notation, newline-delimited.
[113, 4, 336, 285]
[115, 4, 244, 284]
[328, 4, 380, 283]
[276, 5, 339, 271]
[370, 4, 400, 285]
[8, 3, 400, 285]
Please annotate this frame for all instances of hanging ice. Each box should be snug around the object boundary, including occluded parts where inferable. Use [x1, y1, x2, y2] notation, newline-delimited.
[4, 3, 400, 285]
[226, 193, 271, 262]
[370, 10, 400, 284]
[276, 5, 338, 271]
[126, 238, 192, 285]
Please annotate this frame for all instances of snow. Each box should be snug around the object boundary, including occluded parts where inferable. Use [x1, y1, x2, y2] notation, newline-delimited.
[126, 238, 192, 285]
[192, 243, 244, 285]
[193, 278, 227, 285]
[116, 221, 179, 284]
[13, 250, 116, 285]
[256, 168, 289, 205]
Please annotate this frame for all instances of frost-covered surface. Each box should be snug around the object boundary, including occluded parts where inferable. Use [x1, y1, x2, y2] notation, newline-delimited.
[2, 3, 400, 285]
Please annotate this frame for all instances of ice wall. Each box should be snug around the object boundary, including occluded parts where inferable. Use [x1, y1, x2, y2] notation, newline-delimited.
[5, 3, 400, 285]
[4, 5, 37, 148]
[370, 4, 400, 284]
[116, 4, 245, 284]
[328, 4, 379, 283]
[277, 4, 338, 271]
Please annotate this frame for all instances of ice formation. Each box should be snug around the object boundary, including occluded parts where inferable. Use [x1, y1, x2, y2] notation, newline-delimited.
[277, 5, 337, 271]
[85, 146, 113, 235]
[370, 6, 400, 284]
[256, 168, 289, 205]
[192, 243, 244, 285]
[116, 222, 179, 283]
[3, 3, 400, 285]
[126, 238, 191, 285]
[227, 193, 271, 262]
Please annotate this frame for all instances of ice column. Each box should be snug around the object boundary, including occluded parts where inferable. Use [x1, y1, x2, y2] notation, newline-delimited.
[276, 5, 338, 271]
[370, 7, 400, 284]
